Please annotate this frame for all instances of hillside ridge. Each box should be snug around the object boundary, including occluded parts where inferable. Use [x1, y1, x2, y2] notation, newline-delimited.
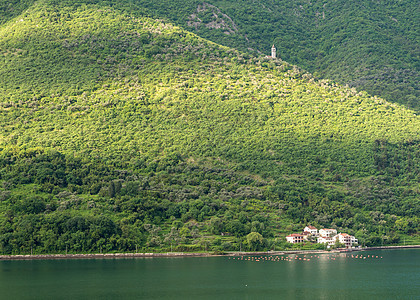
[0, 0, 418, 254]
[122, 0, 419, 111]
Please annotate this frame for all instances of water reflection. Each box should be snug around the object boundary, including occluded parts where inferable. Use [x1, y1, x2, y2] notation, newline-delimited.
[0, 250, 418, 299]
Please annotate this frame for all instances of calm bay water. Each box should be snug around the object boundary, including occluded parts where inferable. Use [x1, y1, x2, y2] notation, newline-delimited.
[0, 249, 418, 300]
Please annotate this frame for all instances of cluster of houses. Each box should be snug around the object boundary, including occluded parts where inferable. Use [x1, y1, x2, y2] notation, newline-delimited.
[286, 226, 358, 248]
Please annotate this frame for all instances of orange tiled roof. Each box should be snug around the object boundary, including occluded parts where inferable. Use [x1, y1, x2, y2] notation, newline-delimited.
[287, 234, 303, 237]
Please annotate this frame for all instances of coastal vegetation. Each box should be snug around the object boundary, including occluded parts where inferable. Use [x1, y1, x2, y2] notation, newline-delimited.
[0, 0, 418, 254]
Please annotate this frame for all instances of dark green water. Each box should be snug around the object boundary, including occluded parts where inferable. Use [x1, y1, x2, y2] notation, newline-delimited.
[0, 250, 418, 300]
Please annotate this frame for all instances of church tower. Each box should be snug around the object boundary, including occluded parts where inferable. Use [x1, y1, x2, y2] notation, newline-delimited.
[271, 45, 276, 58]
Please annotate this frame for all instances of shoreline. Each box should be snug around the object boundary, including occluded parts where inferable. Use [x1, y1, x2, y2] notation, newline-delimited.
[0, 245, 419, 261]
[358, 245, 420, 251]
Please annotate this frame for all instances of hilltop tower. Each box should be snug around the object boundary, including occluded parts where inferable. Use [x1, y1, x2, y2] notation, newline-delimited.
[271, 45, 276, 58]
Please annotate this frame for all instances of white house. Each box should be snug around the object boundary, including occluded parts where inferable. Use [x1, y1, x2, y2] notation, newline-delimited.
[317, 236, 335, 246]
[289, 225, 358, 248]
[302, 231, 311, 241]
[319, 228, 337, 237]
[286, 234, 304, 244]
[336, 233, 358, 248]
[304, 226, 318, 235]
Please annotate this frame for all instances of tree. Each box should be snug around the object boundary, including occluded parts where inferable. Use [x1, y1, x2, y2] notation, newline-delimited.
[164, 227, 180, 252]
[332, 239, 345, 249]
[226, 220, 246, 237]
[246, 232, 264, 251]
[210, 217, 224, 235]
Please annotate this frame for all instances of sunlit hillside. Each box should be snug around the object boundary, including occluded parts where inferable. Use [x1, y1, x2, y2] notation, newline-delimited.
[0, 0, 418, 254]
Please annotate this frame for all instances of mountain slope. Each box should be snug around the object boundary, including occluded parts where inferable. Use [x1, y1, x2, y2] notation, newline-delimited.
[128, 0, 420, 111]
[0, 0, 419, 254]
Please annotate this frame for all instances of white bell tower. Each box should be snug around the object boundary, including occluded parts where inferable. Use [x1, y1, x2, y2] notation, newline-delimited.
[271, 45, 276, 58]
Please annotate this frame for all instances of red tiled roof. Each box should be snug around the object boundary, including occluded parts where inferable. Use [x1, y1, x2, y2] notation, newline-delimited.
[307, 226, 317, 229]
[287, 234, 303, 237]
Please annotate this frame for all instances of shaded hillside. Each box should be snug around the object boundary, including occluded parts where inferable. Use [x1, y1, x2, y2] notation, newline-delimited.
[0, 0, 36, 25]
[0, 1, 419, 254]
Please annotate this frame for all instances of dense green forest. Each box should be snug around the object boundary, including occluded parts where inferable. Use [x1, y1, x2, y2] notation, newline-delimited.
[119, 0, 419, 111]
[0, 0, 419, 254]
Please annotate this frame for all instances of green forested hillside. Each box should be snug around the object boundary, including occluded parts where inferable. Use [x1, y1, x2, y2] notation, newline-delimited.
[0, 0, 419, 254]
[129, 0, 419, 111]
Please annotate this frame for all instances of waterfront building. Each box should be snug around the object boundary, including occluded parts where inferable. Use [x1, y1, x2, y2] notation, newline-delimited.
[302, 231, 311, 241]
[319, 228, 337, 237]
[286, 234, 304, 243]
[317, 236, 335, 246]
[304, 226, 318, 235]
[336, 233, 358, 248]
